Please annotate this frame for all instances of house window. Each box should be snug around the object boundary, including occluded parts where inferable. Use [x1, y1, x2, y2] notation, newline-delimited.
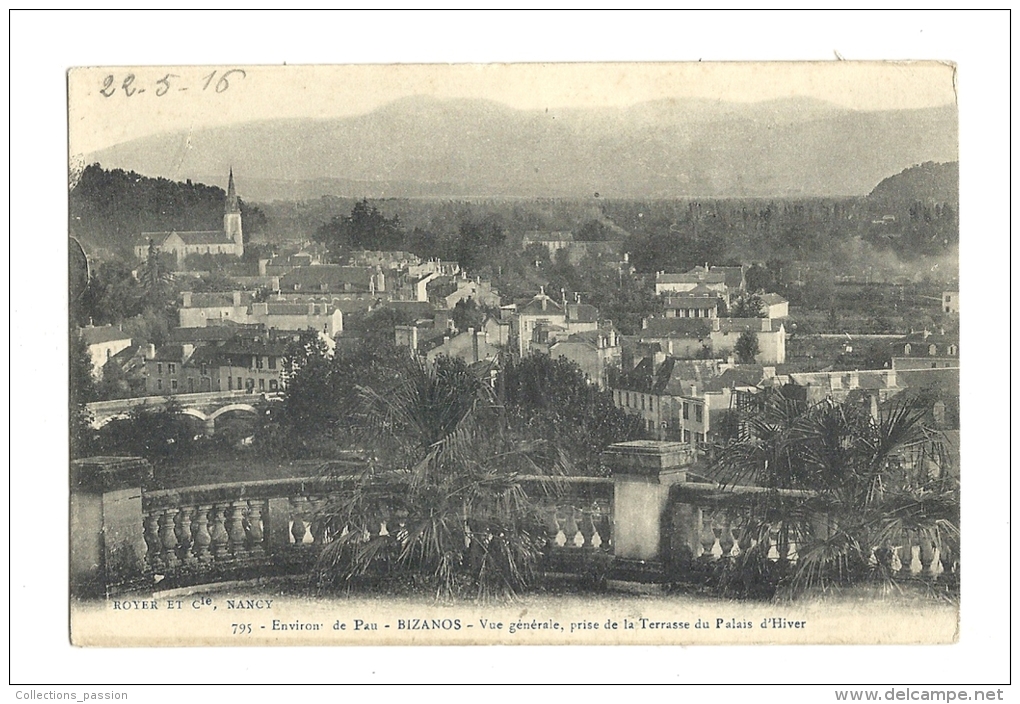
[641, 396, 645, 410]
[201, 364, 208, 376]
[171, 379, 178, 391]
[188, 378, 194, 393]
[268, 357, 277, 370]
[928, 344, 937, 356]
[157, 363, 163, 374]
[228, 376, 233, 390]
[259, 378, 265, 391]
[682, 402, 690, 420]
[683, 429, 691, 443]
[903, 344, 911, 355]
[269, 379, 278, 391]
[157, 379, 162, 390]
[695, 405, 703, 423]
[931, 362, 937, 368]
[256, 357, 264, 370]
[168, 363, 176, 375]
[237, 377, 242, 390]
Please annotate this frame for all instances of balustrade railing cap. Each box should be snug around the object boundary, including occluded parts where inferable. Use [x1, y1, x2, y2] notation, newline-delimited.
[602, 440, 695, 478]
[71, 456, 153, 492]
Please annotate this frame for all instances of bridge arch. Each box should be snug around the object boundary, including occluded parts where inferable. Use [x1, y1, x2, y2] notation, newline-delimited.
[207, 404, 258, 422]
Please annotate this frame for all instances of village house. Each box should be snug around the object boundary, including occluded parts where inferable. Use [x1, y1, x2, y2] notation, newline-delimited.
[662, 286, 726, 319]
[513, 290, 600, 357]
[179, 291, 258, 328]
[761, 293, 790, 318]
[279, 265, 385, 295]
[654, 266, 729, 297]
[611, 357, 721, 441]
[143, 329, 311, 396]
[439, 275, 502, 310]
[890, 331, 959, 371]
[942, 290, 959, 314]
[531, 327, 622, 390]
[637, 316, 786, 365]
[79, 325, 133, 378]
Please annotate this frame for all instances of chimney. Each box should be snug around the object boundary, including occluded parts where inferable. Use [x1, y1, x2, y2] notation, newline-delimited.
[885, 369, 897, 388]
[270, 276, 280, 292]
[259, 258, 269, 277]
[182, 291, 192, 307]
[145, 344, 156, 359]
[233, 291, 242, 307]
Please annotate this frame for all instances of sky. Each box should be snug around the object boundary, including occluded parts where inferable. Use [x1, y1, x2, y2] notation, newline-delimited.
[69, 61, 957, 156]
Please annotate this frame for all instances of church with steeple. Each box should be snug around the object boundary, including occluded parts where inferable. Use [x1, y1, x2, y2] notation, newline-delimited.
[134, 169, 245, 266]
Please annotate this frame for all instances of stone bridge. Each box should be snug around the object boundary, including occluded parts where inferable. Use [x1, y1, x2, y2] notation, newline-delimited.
[87, 391, 283, 436]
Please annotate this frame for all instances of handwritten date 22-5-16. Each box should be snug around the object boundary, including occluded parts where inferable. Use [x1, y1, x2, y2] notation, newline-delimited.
[99, 69, 247, 98]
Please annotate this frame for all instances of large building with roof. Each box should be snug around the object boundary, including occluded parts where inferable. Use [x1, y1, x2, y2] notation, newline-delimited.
[134, 169, 244, 266]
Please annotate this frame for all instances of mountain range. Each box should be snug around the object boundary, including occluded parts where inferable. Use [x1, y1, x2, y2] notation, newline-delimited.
[86, 95, 958, 201]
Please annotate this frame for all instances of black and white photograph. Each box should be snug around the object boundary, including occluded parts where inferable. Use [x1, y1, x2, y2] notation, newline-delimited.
[67, 60, 962, 647]
[8, 9, 1010, 693]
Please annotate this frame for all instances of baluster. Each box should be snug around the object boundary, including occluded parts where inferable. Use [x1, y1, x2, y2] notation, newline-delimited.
[158, 508, 180, 571]
[890, 545, 904, 574]
[191, 505, 212, 563]
[594, 501, 611, 549]
[209, 504, 229, 559]
[913, 538, 930, 571]
[919, 540, 939, 577]
[290, 497, 308, 545]
[562, 507, 580, 549]
[175, 507, 195, 565]
[227, 502, 248, 557]
[553, 506, 568, 547]
[309, 497, 328, 544]
[766, 526, 781, 561]
[246, 500, 265, 556]
[143, 511, 164, 573]
[576, 507, 595, 548]
[541, 504, 560, 548]
[699, 509, 717, 561]
[718, 514, 736, 558]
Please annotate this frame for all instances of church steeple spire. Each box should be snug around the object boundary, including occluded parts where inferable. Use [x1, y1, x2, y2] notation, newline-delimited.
[223, 168, 243, 256]
[225, 167, 240, 214]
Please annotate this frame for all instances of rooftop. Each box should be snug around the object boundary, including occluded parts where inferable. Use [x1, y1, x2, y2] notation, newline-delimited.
[79, 325, 131, 346]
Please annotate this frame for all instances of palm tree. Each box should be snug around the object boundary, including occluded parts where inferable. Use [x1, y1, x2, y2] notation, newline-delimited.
[711, 387, 959, 596]
[315, 355, 556, 600]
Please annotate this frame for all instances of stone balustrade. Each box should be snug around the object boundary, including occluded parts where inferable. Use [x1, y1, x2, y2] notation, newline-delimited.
[667, 482, 950, 580]
[71, 446, 955, 596]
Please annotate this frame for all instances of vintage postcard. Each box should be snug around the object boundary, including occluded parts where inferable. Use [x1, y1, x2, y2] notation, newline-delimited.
[68, 62, 960, 647]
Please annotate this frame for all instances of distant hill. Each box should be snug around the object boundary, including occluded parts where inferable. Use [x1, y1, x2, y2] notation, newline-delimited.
[85, 95, 958, 200]
[867, 161, 959, 206]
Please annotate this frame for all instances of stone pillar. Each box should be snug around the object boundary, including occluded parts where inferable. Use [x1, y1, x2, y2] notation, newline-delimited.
[70, 457, 153, 597]
[603, 441, 694, 580]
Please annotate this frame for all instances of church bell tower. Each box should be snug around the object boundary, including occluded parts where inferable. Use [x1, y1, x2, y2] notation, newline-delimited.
[224, 167, 244, 256]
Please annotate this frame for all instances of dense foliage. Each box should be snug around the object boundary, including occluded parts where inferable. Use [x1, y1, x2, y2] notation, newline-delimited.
[70, 164, 266, 253]
[315, 356, 554, 599]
